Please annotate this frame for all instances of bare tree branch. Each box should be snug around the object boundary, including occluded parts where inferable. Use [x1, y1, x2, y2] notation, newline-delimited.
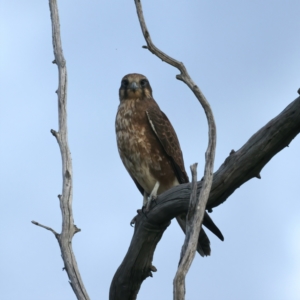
[31, 220, 60, 237]
[109, 212, 170, 300]
[173, 163, 199, 298]
[32, 1, 90, 299]
[134, 1, 216, 299]
[109, 95, 300, 300]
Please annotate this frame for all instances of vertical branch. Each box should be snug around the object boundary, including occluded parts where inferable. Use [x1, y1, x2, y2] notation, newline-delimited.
[173, 164, 198, 297]
[32, 1, 90, 299]
[134, 1, 216, 299]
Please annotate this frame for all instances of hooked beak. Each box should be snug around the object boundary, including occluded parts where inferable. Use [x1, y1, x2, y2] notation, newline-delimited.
[130, 81, 138, 92]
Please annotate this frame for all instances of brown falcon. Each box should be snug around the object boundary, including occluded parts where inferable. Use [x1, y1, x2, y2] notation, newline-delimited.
[115, 73, 223, 256]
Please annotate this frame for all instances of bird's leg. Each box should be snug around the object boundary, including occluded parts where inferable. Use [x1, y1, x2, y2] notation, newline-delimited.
[149, 181, 160, 199]
[131, 191, 152, 225]
[143, 191, 148, 206]
[145, 181, 160, 211]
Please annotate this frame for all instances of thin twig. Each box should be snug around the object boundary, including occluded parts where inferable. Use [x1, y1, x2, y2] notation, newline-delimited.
[134, 1, 216, 299]
[31, 221, 59, 237]
[32, 1, 90, 299]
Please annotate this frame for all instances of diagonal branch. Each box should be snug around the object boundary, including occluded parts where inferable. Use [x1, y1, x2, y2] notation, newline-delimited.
[134, 1, 216, 299]
[109, 95, 300, 300]
[31, 220, 60, 237]
[32, 1, 89, 299]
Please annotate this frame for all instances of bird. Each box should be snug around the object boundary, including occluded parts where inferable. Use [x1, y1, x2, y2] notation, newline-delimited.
[115, 73, 223, 256]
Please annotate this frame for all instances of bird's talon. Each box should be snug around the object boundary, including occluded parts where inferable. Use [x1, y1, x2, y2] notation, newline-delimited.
[130, 217, 136, 227]
[141, 206, 149, 218]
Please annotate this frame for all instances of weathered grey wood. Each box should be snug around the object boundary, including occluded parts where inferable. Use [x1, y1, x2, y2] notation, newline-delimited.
[207, 95, 300, 209]
[31, 1, 90, 299]
[109, 96, 300, 300]
[109, 212, 170, 300]
[173, 164, 199, 299]
[133, 2, 217, 299]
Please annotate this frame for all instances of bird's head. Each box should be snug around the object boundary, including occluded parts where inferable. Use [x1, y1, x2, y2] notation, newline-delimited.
[119, 73, 153, 101]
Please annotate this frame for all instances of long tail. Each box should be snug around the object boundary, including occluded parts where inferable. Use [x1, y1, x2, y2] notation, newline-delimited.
[203, 212, 224, 241]
[176, 211, 224, 257]
[176, 216, 211, 257]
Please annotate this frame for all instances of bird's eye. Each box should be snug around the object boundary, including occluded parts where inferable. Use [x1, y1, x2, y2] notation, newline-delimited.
[121, 79, 129, 88]
[140, 79, 148, 87]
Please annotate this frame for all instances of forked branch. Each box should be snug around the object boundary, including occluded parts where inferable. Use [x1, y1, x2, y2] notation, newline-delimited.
[31, 1, 89, 299]
[110, 95, 300, 300]
[134, 1, 216, 299]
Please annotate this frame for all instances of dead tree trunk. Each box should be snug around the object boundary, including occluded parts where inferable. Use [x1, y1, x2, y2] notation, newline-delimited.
[32, 1, 89, 299]
[110, 95, 300, 300]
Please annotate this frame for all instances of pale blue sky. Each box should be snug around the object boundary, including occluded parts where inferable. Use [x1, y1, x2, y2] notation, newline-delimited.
[1, 1, 299, 299]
